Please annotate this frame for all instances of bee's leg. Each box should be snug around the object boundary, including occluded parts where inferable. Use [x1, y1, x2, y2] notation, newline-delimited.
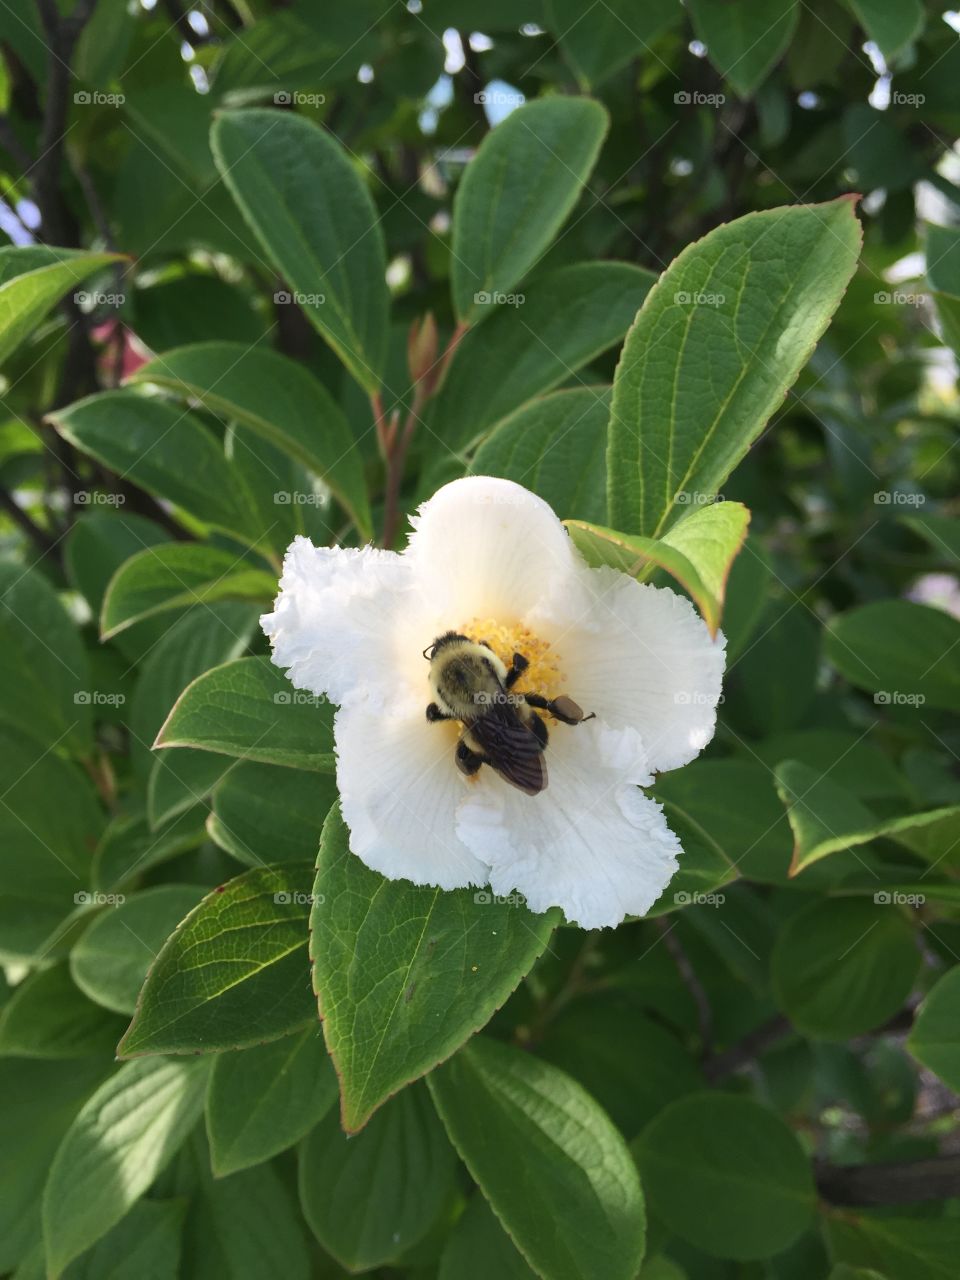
[426, 701, 454, 722]
[528, 710, 549, 748]
[524, 692, 595, 725]
[455, 739, 485, 777]
[504, 652, 529, 689]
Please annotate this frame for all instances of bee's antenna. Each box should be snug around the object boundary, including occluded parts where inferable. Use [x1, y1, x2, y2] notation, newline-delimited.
[422, 643, 435, 660]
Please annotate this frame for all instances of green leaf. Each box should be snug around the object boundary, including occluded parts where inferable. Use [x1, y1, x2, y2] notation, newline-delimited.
[608, 198, 861, 536]
[91, 808, 206, 894]
[439, 1196, 538, 1280]
[311, 805, 558, 1131]
[549, 0, 679, 88]
[825, 601, 960, 712]
[720, 534, 773, 662]
[730, 601, 820, 734]
[101, 543, 276, 639]
[70, 885, 207, 1014]
[179, 1146, 312, 1280]
[57, 1199, 184, 1280]
[472, 388, 611, 524]
[652, 758, 792, 888]
[771, 898, 921, 1039]
[148, 750, 231, 831]
[0, 1059, 109, 1274]
[209, 761, 338, 866]
[50, 392, 257, 544]
[688, 0, 799, 97]
[846, 0, 923, 61]
[567, 500, 750, 638]
[117, 864, 318, 1057]
[298, 1083, 456, 1271]
[211, 109, 389, 391]
[43, 1056, 211, 1276]
[451, 98, 609, 324]
[155, 656, 335, 770]
[130, 342, 372, 537]
[432, 263, 654, 455]
[926, 221, 960, 295]
[64, 512, 172, 666]
[64, 511, 167, 616]
[0, 559, 91, 755]
[538, 1000, 704, 1136]
[207, 1028, 337, 1175]
[636, 1093, 814, 1261]
[429, 1036, 645, 1280]
[0, 246, 122, 365]
[129, 602, 259, 781]
[907, 965, 960, 1092]
[0, 727, 104, 963]
[775, 759, 960, 874]
[827, 1213, 960, 1280]
[902, 511, 960, 564]
[0, 965, 125, 1060]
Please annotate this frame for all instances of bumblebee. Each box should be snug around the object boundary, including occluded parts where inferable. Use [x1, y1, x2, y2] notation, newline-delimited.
[423, 630, 592, 795]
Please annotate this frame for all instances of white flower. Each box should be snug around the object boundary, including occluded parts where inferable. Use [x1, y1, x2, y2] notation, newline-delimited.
[261, 476, 725, 929]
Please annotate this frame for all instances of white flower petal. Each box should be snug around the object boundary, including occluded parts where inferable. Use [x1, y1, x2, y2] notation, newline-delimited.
[540, 565, 726, 774]
[407, 475, 581, 621]
[261, 537, 427, 708]
[456, 720, 680, 929]
[336, 697, 489, 889]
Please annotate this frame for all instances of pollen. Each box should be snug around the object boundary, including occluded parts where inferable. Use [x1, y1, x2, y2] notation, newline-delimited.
[461, 616, 564, 703]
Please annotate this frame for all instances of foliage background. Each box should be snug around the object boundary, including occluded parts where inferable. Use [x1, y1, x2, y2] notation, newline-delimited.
[1, 1, 960, 1278]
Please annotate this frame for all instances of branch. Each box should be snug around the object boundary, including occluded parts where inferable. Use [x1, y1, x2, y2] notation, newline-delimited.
[0, 488, 59, 559]
[703, 1014, 792, 1082]
[655, 917, 713, 1051]
[816, 1155, 960, 1207]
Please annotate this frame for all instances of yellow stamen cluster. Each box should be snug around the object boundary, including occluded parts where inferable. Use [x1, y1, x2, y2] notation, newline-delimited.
[461, 616, 564, 703]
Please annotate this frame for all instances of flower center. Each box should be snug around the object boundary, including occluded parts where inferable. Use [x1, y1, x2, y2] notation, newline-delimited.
[461, 615, 564, 702]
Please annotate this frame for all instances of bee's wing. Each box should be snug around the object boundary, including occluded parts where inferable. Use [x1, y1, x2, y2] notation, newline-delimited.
[469, 713, 547, 796]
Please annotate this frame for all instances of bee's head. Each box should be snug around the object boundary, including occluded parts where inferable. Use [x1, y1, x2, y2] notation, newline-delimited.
[423, 631, 469, 660]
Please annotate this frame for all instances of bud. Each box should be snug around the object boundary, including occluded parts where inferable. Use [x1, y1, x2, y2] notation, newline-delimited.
[407, 312, 439, 394]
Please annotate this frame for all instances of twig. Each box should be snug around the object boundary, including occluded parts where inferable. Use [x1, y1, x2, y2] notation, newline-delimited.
[0, 488, 58, 559]
[816, 1155, 960, 1207]
[655, 917, 713, 1052]
[703, 1013, 792, 1082]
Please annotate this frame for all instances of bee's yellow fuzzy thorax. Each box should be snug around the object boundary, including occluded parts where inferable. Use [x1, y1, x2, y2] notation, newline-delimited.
[461, 616, 564, 702]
